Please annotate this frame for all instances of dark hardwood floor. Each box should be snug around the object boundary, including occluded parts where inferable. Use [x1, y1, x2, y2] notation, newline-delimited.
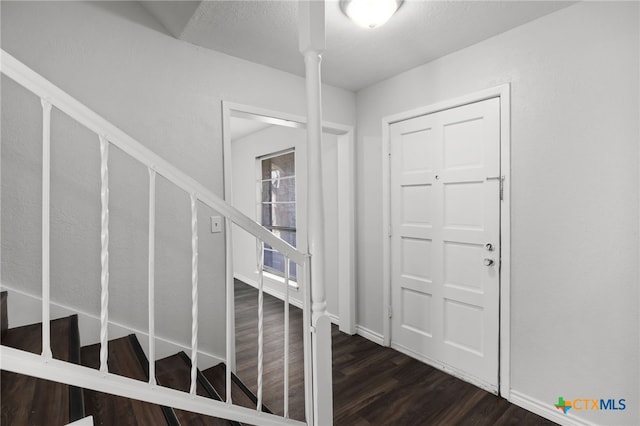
[234, 280, 557, 426]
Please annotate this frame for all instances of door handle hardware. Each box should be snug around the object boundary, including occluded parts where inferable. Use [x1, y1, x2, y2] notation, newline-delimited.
[485, 243, 494, 251]
[484, 258, 495, 267]
[487, 175, 506, 201]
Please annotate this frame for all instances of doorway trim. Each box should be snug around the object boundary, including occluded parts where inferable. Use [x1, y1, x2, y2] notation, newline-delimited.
[380, 84, 511, 398]
[221, 101, 357, 335]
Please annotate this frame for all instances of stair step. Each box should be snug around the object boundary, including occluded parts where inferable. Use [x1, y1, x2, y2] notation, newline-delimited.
[1, 291, 7, 339]
[155, 352, 234, 425]
[1, 314, 85, 425]
[81, 335, 171, 425]
[202, 363, 273, 415]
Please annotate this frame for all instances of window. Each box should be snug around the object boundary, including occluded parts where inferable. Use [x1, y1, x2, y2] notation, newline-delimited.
[258, 150, 297, 279]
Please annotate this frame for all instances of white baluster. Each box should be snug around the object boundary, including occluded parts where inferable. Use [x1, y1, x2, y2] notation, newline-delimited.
[284, 257, 290, 418]
[190, 193, 199, 395]
[256, 240, 264, 412]
[225, 217, 234, 404]
[41, 98, 53, 359]
[99, 135, 110, 373]
[300, 260, 313, 425]
[148, 168, 157, 385]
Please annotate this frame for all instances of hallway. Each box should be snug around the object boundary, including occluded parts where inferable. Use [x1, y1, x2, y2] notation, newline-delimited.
[234, 281, 556, 425]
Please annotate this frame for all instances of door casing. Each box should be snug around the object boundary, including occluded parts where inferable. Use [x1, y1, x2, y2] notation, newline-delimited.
[381, 84, 511, 398]
[221, 101, 357, 336]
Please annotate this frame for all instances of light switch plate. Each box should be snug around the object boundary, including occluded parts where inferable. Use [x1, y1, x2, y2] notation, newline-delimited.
[211, 216, 223, 233]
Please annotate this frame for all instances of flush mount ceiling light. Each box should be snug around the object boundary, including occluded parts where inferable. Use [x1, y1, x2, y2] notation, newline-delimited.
[340, 0, 404, 29]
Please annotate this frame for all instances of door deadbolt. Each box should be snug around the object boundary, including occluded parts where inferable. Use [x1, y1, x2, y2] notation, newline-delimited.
[485, 243, 494, 251]
[484, 258, 495, 267]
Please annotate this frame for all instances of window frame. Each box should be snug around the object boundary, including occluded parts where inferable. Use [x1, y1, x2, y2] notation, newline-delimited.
[256, 148, 298, 282]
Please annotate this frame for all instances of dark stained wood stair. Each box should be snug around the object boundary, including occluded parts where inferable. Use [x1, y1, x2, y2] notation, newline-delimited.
[0, 310, 85, 425]
[0, 291, 269, 426]
[1, 291, 8, 339]
[202, 363, 273, 416]
[81, 334, 178, 425]
[155, 352, 236, 426]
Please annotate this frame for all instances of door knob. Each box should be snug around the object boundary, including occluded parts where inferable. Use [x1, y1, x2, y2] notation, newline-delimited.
[484, 258, 495, 267]
[485, 243, 494, 251]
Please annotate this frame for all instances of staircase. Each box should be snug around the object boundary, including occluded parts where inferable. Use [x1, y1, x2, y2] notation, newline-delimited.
[0, 291, 270, 425]
[0, 49, 332, 425]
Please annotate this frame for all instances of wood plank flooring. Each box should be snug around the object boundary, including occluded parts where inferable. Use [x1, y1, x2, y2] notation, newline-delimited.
[233, 280, 557, 426]
[234, 280, 306, 422]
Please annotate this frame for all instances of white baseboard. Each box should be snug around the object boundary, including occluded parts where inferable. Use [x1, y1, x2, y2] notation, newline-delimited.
[509, 390, 599, 426]
[355, 325, 384, 345]
[234, 273, 304, 309]
[235, 273, 341, 326]
[0, 284, 224, 369]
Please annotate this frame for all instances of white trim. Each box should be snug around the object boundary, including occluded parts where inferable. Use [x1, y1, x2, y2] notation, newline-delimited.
[336, 122, 357, 335]
[0, 284, 225, 369]
[235, 273, 341, 325]
[509, 390, 599, 426]
[1, 346, 305, 426]
[235, 273, 304, 310]
[263, 271, 300, 290]
[498, 84, 512, 399]
[222, 101, 356, 335]
[354, 325, 384, 346]
[66, 416, 94, 426]
[380, 84, 512, 396]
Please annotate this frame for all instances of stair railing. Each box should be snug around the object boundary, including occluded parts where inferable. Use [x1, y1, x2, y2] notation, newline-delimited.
[0, 49, 313, 426]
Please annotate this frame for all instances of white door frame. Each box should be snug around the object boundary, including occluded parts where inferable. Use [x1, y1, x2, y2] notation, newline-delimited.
[381, 84, 511, 398]
[222, 101, 357, 335]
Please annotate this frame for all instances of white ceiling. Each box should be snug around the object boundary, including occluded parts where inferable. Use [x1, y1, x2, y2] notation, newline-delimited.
[141, 0, 574, 92]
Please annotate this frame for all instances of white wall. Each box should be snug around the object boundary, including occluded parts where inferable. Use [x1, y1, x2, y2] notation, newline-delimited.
[230, 124, 340, 318]
[0, 1, 355, 362]
[355, 2, 639, 425]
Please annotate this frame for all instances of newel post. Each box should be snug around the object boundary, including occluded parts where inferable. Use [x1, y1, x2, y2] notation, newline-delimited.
[299, 1, 333, 425]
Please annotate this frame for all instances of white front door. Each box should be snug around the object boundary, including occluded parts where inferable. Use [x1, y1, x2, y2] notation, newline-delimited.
[390, 97, 501, 392]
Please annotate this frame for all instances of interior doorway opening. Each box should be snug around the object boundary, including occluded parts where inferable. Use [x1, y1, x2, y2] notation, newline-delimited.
[222, 102, 356, 335]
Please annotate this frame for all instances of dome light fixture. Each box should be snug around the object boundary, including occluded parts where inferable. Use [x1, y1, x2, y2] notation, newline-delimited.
[340, 0, 404, 29]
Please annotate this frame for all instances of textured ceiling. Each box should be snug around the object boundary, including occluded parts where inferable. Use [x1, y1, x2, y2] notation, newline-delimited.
[141, 0, 574, 92]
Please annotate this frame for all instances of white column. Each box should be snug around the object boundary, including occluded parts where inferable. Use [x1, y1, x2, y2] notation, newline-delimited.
[299, 2, 333, 424]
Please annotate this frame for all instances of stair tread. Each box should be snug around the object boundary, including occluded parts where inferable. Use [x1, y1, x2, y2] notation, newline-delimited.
[155, 353, 229, 426]
[202, 364, 266, 413]
[1, 315, 78, 425]
[81, 335, 168, 425]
